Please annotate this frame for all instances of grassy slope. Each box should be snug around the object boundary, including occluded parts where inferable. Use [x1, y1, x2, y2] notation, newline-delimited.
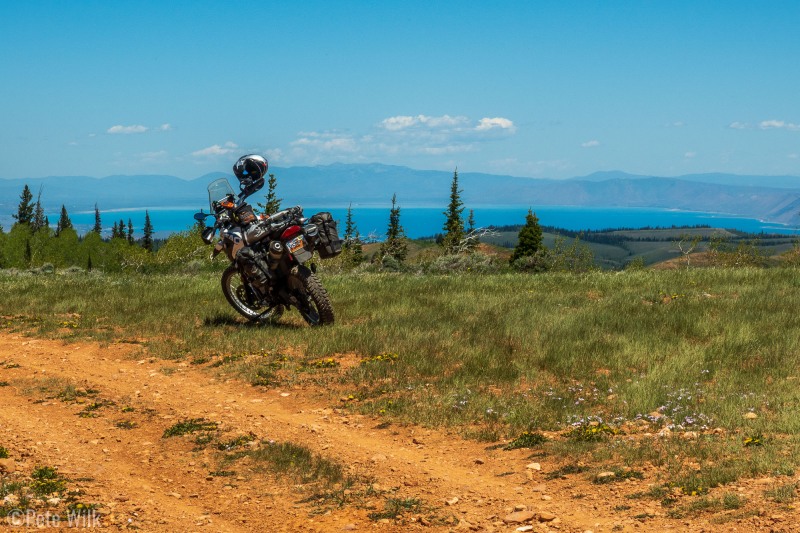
[480, 227, 800, 269]
[2, 266, 800, 491]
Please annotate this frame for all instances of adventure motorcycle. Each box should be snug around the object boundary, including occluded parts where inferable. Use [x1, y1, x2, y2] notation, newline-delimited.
[194, 178, 341, 326]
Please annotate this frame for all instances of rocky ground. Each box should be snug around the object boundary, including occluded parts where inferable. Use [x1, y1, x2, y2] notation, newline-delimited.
[0, 332, 797, 532]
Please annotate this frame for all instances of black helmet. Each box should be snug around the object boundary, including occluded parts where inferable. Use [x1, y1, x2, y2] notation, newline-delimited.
[233, 154, 268, 192]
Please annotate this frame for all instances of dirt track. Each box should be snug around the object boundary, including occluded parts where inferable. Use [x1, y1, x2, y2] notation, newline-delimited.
[0, 333, 793, 532]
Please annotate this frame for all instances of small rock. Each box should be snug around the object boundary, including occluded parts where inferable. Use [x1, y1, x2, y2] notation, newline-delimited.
[514, 504, 527, 511]
[516, 527, 534, 532]
[744, 412, 758, 420]
[682, 431, 699, 440]
[503, 510, 536, 524]
[412, 437, 424, 445]
[370, 454, 387, 462]
[474, 458, 485, 465]
[596, 471, 616, 482]
[342, 525, 357, 531]
[0, 458, 16, 473]
[445, 496, 459, 506]
[541, 495, 552, 501]
[537, 511, 557, 522]
[526, 462, 541, 471]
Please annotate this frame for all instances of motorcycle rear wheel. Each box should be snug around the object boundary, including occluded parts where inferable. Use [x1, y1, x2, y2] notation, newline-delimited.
[221, 265, 283, 323]
[290, 268, 335, 326]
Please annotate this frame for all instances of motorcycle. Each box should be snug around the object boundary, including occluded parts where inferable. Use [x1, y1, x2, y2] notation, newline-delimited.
[194, 177, 342, 326]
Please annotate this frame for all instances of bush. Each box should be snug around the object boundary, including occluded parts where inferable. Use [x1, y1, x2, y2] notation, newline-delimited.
[511, 237, 596, 273]
[423, 253, 501, 274]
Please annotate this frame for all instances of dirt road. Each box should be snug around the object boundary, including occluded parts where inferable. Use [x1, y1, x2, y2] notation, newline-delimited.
[0, 333, 790, 532]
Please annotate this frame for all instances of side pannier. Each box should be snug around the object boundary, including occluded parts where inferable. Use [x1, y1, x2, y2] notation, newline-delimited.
[309, 212, 343, 259]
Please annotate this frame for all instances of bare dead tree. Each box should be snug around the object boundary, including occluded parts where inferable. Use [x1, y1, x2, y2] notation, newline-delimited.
[449, 227, 500, 255]
[676, 234, 702, 267]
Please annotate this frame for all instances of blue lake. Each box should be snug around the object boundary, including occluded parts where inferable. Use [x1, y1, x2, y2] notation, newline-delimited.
[48, 205, 799, 239]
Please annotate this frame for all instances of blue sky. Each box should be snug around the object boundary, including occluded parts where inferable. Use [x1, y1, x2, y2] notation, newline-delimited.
[1, 1, 799, 180]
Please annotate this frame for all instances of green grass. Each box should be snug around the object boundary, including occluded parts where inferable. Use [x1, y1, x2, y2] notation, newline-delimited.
[162, 418, 219, 438]
[5, 266, 800, 489]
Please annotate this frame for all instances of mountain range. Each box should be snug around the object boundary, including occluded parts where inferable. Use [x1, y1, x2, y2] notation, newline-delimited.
[2, 164, 800, 226]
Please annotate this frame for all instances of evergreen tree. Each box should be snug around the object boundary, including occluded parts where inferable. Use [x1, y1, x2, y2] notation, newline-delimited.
[379, 193, 408, 262]
[93, 204, 102, 234]
[111, 221, 119, 239]
[32, 188, 47, 232]
[13, 185, 34, 226]
[127, 219, 134, 245]
[257, 173, 282, 216]
[441, 168, 465, 254]
[343, 203, 356, 246]
[142, 210, 154, 251]
[55, 205, 73, 236]
[510, 208, 544, 263]
[466, 209, 478, 251]
[351, 230, 365, 264]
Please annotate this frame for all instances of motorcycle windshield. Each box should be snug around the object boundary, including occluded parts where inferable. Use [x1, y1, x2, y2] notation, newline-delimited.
[207, 178, 235, 210]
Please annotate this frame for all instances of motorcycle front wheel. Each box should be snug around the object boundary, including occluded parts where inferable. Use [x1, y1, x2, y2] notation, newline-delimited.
[221, 265, 283, 323]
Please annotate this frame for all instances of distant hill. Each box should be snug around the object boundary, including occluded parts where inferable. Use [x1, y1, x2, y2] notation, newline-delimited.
[2, 164, 800, 226]
[575, 170, 800, 189]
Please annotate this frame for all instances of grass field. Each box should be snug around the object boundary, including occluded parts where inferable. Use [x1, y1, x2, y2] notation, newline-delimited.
[2, 265, 800, 496]
[482, 227, 800, 269]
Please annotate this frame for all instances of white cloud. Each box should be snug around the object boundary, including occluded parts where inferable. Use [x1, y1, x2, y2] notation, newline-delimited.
[279, 114, 515, 165]
[684, 151, 697, 159]
[760, 119, 800, 131]
[670, 121, 685, 128]
[192, 142, 238, 157]
[107, 124, 148, 134]
[581, 140, 600, 148]
[158, 123, 172, 131]
[476, 117, 516, 132]
[728, 121, 747, 130]
[789, 153, 799, 160]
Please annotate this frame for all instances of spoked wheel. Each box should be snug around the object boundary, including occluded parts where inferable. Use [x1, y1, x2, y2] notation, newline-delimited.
[221, 265, 283, 323]
[288, 267, 335, 326]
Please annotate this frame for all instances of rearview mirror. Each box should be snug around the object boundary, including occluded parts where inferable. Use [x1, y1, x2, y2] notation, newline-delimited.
[194, 210, 207, 222]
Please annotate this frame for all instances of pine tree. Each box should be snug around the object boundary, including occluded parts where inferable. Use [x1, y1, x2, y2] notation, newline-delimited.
[510, 208, 544, 263]
[13, 185, 34, 226]
[32, 188, 47, 232]
[127, 219, 134, 245]
[466, 209, 478, 251]
[111, 221, 119, 239]
[93, 204, 102, 234]
[257, 173, 282, 216]
[55, 205, 72, 236]
[379, 193, 408, 262]
[441, 168, 465, 254]
[142, 210, 154, 251]
[341, 203, 365, 266]
[351, 230, 365, 264]
[343, 203, 356, 247]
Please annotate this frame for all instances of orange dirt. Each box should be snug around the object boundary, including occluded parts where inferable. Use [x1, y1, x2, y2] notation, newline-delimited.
[0, 333, 795, 532]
